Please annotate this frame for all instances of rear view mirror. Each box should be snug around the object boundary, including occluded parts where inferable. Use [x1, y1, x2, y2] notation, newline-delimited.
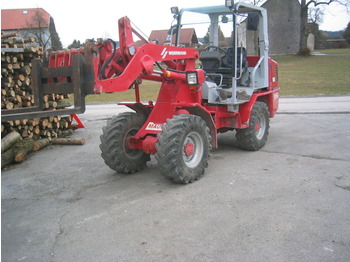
[247, 12, 259, 31]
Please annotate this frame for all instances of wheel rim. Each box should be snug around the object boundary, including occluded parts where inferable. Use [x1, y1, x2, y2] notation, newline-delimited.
[182, 131, 204, 168]
[255, 114, 266, 140]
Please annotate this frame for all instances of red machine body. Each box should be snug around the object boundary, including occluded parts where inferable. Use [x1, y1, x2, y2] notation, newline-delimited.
[48, 2, 279, 183]
[48, 17, 278, 152]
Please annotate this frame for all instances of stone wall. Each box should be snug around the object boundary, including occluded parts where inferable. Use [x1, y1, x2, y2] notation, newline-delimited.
[245, 0, 301, 55]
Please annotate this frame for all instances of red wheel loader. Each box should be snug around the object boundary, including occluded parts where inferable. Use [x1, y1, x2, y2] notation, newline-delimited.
[24, 1, 280, 183]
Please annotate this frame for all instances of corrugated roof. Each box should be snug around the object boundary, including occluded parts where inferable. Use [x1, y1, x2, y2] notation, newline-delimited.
[1, 8, 51, 30]
[149, 28, 198, 45]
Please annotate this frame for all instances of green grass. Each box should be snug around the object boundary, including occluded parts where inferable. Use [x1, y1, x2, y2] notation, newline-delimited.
[317, 48, 350, 55]
[84, 50, 350, 103]
[273, 52, 350, 96]
[85, 81, 161, 104]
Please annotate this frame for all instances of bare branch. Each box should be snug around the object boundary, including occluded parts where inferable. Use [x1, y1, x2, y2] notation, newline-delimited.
[306, 0, 335, 8]
[306, 0, 350, 8]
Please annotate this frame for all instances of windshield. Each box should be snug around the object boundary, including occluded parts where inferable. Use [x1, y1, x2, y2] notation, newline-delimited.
[178, 10, 235, 48]
[176, 6, 250, 49]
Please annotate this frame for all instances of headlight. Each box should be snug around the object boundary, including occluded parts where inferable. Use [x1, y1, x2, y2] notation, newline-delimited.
[186, 71, 198, 85]
[225, 0, 234, 8]
[170, 6, 179, 15]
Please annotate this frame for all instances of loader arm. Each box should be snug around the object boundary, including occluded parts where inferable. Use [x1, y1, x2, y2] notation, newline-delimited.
[88, 17, 200, 94]
[94, 43, 199, 93]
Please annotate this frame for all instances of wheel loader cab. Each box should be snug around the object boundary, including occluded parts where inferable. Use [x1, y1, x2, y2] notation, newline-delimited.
[173, 2, 270, 105]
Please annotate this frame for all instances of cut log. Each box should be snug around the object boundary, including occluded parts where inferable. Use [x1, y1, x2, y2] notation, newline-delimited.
[21, 65, 31, 75]
[33, 125, 40, 135]
[24, 45, 38, 53]
[59, 129, 74, 137]
[56, 100, 71, 109]
[52, 138, 85, 145]
[48, 101, 58, 108]
[40, 118, 49, 128]
[59, 120, 69, 129]
[22, 37, 36, 43]
[1, 147, 16, 168]
[14, 138, 34, 162]
[20, 129, 29, 138]
[1, 138, 34, 168]
[1, 32, 19, 39]
[5, 102, 14, 109]
[1, 131, 22, 153]
[33, 138, 50, 151]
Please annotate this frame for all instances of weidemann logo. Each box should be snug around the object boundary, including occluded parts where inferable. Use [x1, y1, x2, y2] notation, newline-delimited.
[146, 122, 162, 131]
[161, 48, 187, 59]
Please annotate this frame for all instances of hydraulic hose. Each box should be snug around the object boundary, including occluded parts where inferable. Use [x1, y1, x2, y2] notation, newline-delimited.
[99, 39, 117, 80]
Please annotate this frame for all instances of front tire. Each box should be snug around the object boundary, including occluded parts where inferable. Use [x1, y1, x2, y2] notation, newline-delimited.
[99, 112, 150, 174]
[155, 115, 211, 184]
[236, 101, 270, 151]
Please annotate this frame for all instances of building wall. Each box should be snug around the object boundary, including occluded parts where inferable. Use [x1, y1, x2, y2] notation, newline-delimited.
[245, 0, 301, 55]
[264, 0, 301, 54]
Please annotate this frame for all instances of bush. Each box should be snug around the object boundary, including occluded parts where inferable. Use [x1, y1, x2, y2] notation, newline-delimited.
[298, 48, 312, 56]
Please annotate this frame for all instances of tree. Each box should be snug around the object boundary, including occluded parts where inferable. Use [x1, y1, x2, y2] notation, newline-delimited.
[49, 17, 62, 51]
[25, 8, 51, 50]
[68, 40, 84, 49]
[344, 22, 350, 43]
[299, 0, 350, 55]
[308, 7, 325, 23]
[25, 8, 62, 50]
[203, 26, 226, 44]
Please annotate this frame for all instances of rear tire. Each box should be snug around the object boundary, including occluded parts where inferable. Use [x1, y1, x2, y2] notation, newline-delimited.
[155, 115, 211, 184]
[236, 101, 270, 151]
[99, 112, 150, 173]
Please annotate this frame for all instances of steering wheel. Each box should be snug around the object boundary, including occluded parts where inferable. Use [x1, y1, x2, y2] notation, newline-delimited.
[205, 46, 227, 58]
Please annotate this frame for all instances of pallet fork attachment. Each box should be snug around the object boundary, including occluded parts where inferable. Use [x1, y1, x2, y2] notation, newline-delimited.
[1, 54, 93, 122]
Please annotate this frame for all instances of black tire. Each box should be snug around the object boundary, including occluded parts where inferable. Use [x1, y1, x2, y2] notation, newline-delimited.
[99, 112, 150, 174]
[236, 101, 270, 151]
[155, 115, 211, 184]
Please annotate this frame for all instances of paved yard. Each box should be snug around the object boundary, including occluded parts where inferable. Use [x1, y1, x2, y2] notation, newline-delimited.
[2, 97, 350, 262]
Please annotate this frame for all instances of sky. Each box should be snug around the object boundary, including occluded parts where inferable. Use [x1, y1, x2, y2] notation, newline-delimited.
[1, 0, 349, 48]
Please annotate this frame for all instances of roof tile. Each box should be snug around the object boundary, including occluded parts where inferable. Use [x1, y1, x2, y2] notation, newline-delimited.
[1, 8, 50, 30]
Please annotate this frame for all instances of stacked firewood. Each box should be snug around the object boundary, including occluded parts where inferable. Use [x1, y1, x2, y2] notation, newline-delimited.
[1, 32, 73, 110]
[1, 115, 73, 140]
[1, 33, 41, 110]
[1, 32, 75, 137]
[1, 33, 83, 168]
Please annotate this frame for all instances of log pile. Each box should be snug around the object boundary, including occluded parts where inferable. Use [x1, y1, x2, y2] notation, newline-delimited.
[1, 33, 41, 110]
[1, 130, 83, 169]
[1, 33, 83, 168]
[1, 32, 73, 110]
[1, 33, 75, 138]
[1, 115, 73, 140]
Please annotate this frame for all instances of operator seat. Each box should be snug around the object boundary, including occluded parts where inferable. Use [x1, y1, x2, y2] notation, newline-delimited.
[200, 47, 248, 75]
[199, 50, 222, 71]
[225, 47, 247, 72]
